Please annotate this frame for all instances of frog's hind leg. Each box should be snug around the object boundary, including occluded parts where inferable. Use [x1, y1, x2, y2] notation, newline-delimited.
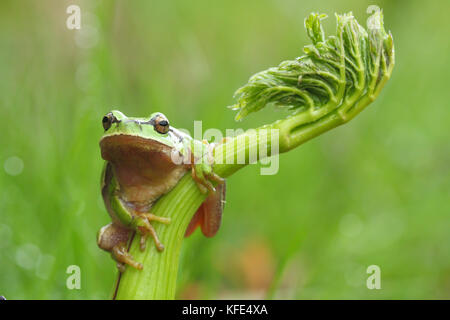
[112, 242, 143, 272]
[185, 181, 226, 237]
[97, 223, 143, 271]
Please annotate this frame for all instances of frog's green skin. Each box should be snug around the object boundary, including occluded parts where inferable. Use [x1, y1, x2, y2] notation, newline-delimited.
[97, 110, 225, 272]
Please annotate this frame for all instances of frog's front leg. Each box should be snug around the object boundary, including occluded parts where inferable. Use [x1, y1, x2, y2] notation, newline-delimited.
[190, 139, 225, 194]
[134, 213, 171, 252]
[97, 222, 143, 272]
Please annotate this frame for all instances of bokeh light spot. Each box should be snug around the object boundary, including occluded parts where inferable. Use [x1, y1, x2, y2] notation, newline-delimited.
[15, 243, 41, 270]
[75, 25, 99, 48]
[36, 254, 56, 280]
[4, 156, 24, 176]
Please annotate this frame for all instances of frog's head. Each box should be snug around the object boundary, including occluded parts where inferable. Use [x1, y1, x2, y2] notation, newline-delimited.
[99, 110, 187, 164]
[101, 110, 172, 140]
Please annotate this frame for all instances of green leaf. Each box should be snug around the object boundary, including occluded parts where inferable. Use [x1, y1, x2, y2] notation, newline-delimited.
[230, 8, 395, 121]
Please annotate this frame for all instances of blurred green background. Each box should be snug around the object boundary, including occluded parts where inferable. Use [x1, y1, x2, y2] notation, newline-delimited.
[0, 0, 449, 299]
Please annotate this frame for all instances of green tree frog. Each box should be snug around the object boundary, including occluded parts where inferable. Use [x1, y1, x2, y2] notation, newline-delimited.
[97, 110, 225, 272]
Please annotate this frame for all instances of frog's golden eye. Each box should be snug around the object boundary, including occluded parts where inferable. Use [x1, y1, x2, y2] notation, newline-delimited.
[153, 115, 170, 134]
[102, 112, 119, 131]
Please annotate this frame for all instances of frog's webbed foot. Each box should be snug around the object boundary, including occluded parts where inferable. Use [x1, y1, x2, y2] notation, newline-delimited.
[192, 164, 224, 194]
[135, 214, 171, 252]
[112, 243, 143, 271]
[191, 140, 225, 194]
[97, 222, 142, 272]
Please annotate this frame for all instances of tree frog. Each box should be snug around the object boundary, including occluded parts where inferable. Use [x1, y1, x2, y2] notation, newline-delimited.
[97, 110, 226, 272]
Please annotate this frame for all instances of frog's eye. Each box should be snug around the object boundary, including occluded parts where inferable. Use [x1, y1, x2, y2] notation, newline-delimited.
[102, 112, 119, 131]
[153, 115, 170, 134]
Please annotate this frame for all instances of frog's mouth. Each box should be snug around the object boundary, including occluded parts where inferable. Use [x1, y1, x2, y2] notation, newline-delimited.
[100, 134, 176, 167]
[100, 134, 188, 205]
